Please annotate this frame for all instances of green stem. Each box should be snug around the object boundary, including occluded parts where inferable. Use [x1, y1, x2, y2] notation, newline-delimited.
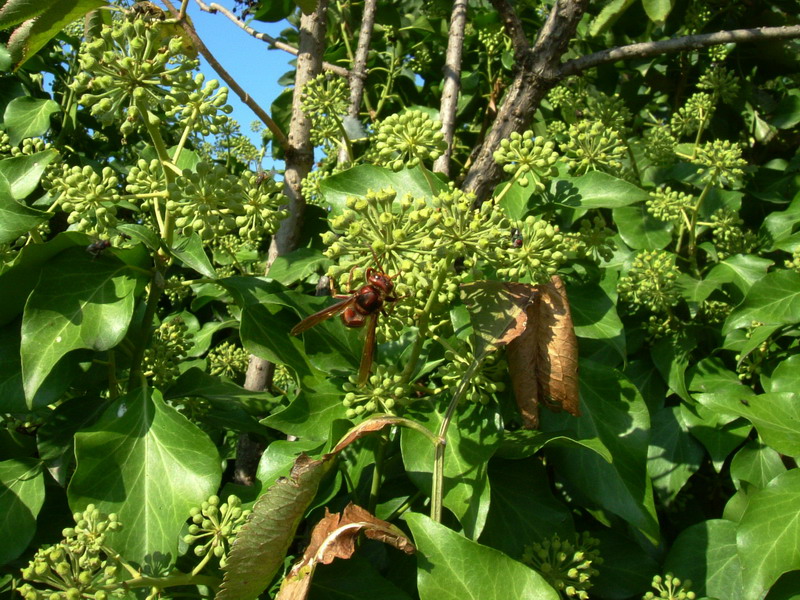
[400, 259, 451, 383]
[127, 276, 164, 390]
[430, 356, 483, 523]
[368, 431, 388, 512]
[686, 179, 714, 259]
[118, 572, 220, 591]
[386, 489, 424, 521]
[374, 45, 398, 119]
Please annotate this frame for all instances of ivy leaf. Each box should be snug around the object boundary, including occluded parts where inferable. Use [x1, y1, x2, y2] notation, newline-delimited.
[729, 440, 786, 491]
[404, 512, 560, 600]
[0, 172, 48, 244]
[495, 429, 612, 462]
[563, 171, 650, 209]
[319, 165, 447, 218]
[170, 232, 216, 278]
[613, 204, 672, 250]
[723, 270, 800, 333]
[704, 254, 773, 300]
[263, 376, 349, 441]
[267, 248, 332, 286]
[68, 388, 222, 567]
[3, 96, 60, 144]
[0, 0, 59, 29]
[695, 391, 800, 456]
[21, 248, 146, 400]
[737, 470, 800, 600]
[642, 0, 674, 23]
[7, 0, 106, 70]
[0, 458, 45, 566]
[588, 0, 636, 36]
[680, 401, 752, 472]
[541, 360, 660, 542]
[478, 458, 573, 559]
[0, 149, 59, 199]
[401, 402, 501, 539]
[664, 519, 744, 600]
[647, 405, 704, 505]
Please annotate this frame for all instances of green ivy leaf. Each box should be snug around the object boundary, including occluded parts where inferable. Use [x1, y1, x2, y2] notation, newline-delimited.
[563, 171, 650, 209]
[566, 280, 625, 360]
[266, 247, 332, 286]
[0, 172, 48, 244]
[613, 204, 672, 250]
[68, 388, 222, 567]
[0, 458, 44, 566]
[664, 519, 744, 600]
[541, 360, 660, 542]
[729, 440, 786, 491]
[7, 0, 106, 69]
[478, 458, 573, 559]
[588, 0, 636, 36]
[170, 232, 216, 278]
[20, 248, 145, 400]
[495, 429, 612, 462]
[319, 165, 447, 218]
[401, 402, 501, 540]
[0, 149, 58, 199]
[642, 0, 674, 23]
[3, 96, 60, 144]
[0, 0, 58, 29]
[723, 270, 800, 333]
[737, 470, 800, 600]
[704, 254, 773, 300]
[680, 400, 751, 472]
[766, 354, 800, 392]
[263, 376, 349, 441]
[404, 512, 560, 600]
[695, 391, 800, 456]
[309, 556, 412, 600]
[647, 405, 704, 505]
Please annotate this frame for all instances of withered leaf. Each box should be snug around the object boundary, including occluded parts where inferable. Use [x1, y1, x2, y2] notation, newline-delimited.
[460, 281, 537, 356]
[507, 276, 579, 429]
[276, 503, 415, 600]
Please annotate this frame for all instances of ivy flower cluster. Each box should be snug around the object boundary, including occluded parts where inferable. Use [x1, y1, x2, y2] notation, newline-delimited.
[493, 131, 560, 193]
[70, 18, 197, 135]
[495, 215, 567, 283]
[142, 317, 193, 386]
[560, 120, 626, 176]
[163, 73, 233, 136]
[18, 506, 124, 600]
[617, 250, 681, 313]
[522, 532, 602, 600]
[184, 495, 251, 570]
[301, 73, 349, 148]
[48, 165, 121, 236]
[208, 341, 250, 380]
[374, 110, 446, 171]
[643, 573, 696, 600]
[697, 65, 740, 104]
[710, 208, 757, 258]
[646, 187, 694, 227]
[670, 92, 715, 136]
[567, 216, 616, 263]
[342, 365, 411, 418]
[690, 139, 747, 187]
[434, 347, 506, 405]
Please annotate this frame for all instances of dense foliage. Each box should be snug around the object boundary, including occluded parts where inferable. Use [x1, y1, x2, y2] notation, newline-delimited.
[1, 0, 799, 599]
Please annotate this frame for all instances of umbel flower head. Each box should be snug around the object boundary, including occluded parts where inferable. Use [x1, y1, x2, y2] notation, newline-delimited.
[184, 495, 251, 570]
[493, 131, 560, 193]
[47, 165, 121, 236]
[646, 187, 694, 227]
[560, 120, 626, 176]
[342, 365, 412, 418]
[374, 110, 446, 171]
[522, 532, 602, 600]
[643, 573, 696, 600]
[18, 505, 124, 600]
[495, 215, 567, 284]
[690, 139, 747, 188]
[70, 18, 197, 134]
[617, 250, 680, 313]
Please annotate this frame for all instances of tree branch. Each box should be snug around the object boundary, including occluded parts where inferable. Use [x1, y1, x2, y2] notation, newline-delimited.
[560, 24, 800, 77]
[338, 0, 377, 165]
[193, 0, 349, 77]
[162, 0, 290, 151]
[461, 0, 588, 202]
[433, 0, 468, 176]
[490, 0, 529, 62]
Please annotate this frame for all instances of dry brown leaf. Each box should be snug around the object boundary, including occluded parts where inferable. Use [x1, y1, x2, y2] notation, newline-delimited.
[507, 276, 579, 429]
[275, 503, 414, 600]
[328, 416, 404, 456]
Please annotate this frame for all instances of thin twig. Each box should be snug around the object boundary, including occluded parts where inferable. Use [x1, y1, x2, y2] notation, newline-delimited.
[432, 0, 468, 176]
[560, 24, 800, 77]
[337, 0, 377, 165]
[194, 0, 349, 77]
[161, 0, 290, 151]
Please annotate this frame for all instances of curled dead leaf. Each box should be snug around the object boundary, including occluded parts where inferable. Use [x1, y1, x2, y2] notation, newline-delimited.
[507, 275, 579, 429]
[276, 503, 414, 600]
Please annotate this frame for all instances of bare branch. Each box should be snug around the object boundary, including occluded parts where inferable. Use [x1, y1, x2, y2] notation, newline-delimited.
[462, 0, 588, 201]
[561, 24, 800, 77]
[338, 0, 378, 165]
[433, 0, 468, 176]
[162, 0, 290, 151]
[490, 0, 529, 62]
[194, 0, 349, 77]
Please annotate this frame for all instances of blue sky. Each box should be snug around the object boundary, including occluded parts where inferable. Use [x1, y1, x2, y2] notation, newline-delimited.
[184, 3, 293, 167]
